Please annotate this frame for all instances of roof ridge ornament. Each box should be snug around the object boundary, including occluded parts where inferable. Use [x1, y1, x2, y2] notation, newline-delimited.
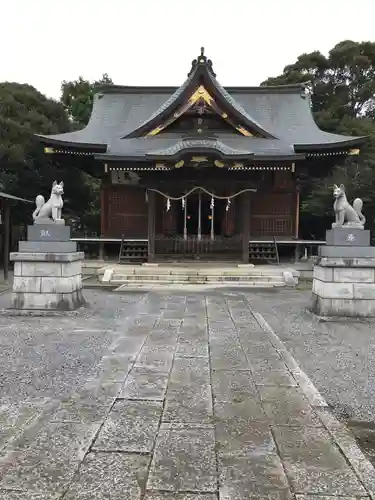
[188, 47, 216, 78]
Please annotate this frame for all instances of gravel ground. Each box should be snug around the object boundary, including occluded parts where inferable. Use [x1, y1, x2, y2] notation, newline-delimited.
[0, 289, 147, 406]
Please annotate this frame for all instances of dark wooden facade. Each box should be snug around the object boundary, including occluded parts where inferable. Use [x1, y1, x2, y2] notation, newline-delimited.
[101, 169, 298, 240]
[37, 48, 365, 262]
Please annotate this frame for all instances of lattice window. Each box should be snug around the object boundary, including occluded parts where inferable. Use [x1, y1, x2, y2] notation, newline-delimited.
[251, 193, 293, 216]
[250, 216, 293, 237]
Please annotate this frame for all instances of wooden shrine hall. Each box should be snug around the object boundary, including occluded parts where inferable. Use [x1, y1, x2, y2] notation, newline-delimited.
[37, 48, 364, 263]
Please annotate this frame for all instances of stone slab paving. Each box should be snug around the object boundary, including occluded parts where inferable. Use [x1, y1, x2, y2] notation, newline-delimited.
[0, 289, 374, 499]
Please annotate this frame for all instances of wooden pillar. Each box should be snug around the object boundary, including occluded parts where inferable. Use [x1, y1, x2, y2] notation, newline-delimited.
[295, 188, 300, 238]
[294, 186, 300, 263]
[99, 181, 107, 261]
[3, 201, 10, 282]
[147, 189, 156, 262]
[197, 192, 202, 240]
[242, 192, 250, 263]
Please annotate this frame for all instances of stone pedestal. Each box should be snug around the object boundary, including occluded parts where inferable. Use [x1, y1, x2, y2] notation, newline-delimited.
[9, 224, 85, 312]
[311, 227, 375, 317]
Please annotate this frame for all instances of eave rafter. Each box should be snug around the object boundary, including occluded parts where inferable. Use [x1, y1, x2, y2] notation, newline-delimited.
[106, 162, 296, 172]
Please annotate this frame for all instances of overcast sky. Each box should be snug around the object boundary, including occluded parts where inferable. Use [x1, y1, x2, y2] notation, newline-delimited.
[1, 0, 375, 100]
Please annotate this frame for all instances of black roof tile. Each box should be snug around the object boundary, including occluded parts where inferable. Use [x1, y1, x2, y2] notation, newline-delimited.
[37, 51, 366, 156]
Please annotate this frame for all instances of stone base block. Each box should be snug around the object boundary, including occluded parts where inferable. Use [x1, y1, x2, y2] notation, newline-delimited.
[9, 251, 85, 311]
[18, 241, 77, 253]
[311, 262, 375, 317]
[10, 290, 86, 311]
[325, 228, 370, 246]
[27, 224, 71, 242]
[318, 257, 375, 268]
[13, 275, 82, 294]
[11, 251, 84, 263]
[311, 293, 375, 317]
[34, 218, 65, 225]
[319, 245, 375, 258]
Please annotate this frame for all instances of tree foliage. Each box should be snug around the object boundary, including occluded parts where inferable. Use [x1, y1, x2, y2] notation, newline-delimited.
[0, 82, 92, 225]
[60, 73, 113, 127]
[262, 40, 375, 238]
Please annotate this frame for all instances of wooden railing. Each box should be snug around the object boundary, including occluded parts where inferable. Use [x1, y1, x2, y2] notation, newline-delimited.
[155, 235, 243, 259]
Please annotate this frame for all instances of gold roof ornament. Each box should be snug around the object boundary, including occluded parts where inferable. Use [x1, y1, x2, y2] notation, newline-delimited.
[175, 160, 184, 168]
[192, 156, 207, 163]
[236, 126, 253, 137]
[148, 126, 164, 137]
[214, 160, 225, 168]
[348, 148, 360, 156]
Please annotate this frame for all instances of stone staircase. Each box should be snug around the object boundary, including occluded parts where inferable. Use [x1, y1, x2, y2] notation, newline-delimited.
[98, 263, 299, 289]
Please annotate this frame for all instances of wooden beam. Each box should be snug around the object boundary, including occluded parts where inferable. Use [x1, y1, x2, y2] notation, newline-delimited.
[3, 201, 10, 282]
[147, 190, 156, 262]
[242, 192, 250, 263]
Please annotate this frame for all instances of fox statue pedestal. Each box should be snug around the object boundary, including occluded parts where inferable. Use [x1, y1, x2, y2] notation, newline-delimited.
[9, 222, 85, 312]
[311, 227, 375, 317]
[9, 181, 86, 312]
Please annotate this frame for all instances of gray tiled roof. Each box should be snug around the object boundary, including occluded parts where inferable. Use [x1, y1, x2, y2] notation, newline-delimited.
[38, 85, 364, 153]
[0, 191, 32, 203]
[95, 134, 299, 160]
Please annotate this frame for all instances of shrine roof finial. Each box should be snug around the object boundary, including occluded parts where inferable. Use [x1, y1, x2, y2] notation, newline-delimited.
[188, 47, 216, 78]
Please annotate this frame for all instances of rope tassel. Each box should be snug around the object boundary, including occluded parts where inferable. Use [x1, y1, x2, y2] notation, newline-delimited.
[166, 198, 171, 211]
[226, 198, 231, 211]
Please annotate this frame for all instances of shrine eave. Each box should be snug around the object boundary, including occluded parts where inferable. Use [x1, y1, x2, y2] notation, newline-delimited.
[94, 152, 305, 163]
[36, 134, 107, 152]
[294, 136, 367, 152]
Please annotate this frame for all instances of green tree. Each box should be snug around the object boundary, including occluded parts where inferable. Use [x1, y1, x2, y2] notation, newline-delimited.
[0, 82, 92, 226]
[60, 73, 113, 127]
[262, 40, 375, 238]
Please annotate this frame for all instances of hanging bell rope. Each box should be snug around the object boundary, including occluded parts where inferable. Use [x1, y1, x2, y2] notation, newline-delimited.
[166, 198, 171, 211]
[226, 198, 231, 212]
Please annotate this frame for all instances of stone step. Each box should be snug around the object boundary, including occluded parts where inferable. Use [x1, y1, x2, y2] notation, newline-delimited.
[98, 268, 287, 277]
[111, 274, 283, 282]
[113, 280, 286, 288]
[109, 271, 286, 277]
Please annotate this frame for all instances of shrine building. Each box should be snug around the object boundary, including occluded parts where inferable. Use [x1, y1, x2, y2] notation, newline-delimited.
[37, 49, 365, 263]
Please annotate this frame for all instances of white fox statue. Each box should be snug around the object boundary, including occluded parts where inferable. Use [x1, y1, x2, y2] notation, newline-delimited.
[33, 181, 64, 224]
[332, 184, 365, 228]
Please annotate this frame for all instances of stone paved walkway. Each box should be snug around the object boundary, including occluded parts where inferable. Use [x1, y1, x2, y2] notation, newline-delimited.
[0, 291, 374, 499]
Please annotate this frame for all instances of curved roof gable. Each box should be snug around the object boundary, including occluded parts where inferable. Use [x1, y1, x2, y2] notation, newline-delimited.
[123, 48, 276, 140]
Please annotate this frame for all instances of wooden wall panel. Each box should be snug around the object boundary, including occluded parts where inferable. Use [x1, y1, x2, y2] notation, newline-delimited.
[250, 192, 295, 238]
[106, 185, 148, 238]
